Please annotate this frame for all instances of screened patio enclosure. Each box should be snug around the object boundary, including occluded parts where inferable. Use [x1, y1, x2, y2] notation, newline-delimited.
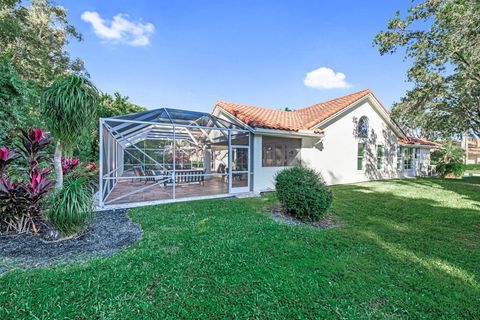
[99, 108, 252, 208]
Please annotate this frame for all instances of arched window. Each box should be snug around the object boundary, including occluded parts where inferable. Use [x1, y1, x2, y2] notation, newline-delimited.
[357, 116, 369, 137]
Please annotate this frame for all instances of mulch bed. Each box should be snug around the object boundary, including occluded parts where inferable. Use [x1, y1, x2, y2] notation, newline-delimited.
[0, 209, 142, 273]
[271, 205, 340, 229]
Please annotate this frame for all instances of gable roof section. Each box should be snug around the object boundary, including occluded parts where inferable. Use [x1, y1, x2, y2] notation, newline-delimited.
[214, 101, 309, 132]
[214, 90, 438, 147]
[296, 89, 378, 129]
[214, 89, 381, 133]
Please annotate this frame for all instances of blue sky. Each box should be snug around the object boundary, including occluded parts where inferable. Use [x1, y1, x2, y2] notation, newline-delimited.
[61, 0, 412, 112]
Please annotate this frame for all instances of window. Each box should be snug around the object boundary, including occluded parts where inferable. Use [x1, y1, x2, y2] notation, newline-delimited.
[404, 148, 413, 170]
[376, 145, 384, 170]
[357, 116, 369, 137]
[414, 148, 420, 162]
[262, 136, 300, 167]
[357, 143, 365, 170]
[397, 146, 402, 170]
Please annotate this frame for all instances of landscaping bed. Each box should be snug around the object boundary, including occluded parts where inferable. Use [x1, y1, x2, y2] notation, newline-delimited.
[0, 209, 142, 273]
[271, 205, 340, 228]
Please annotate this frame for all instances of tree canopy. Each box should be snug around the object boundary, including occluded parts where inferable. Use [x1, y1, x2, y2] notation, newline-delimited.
[0, 0, 84, 86]
[374, 0, 480, 138]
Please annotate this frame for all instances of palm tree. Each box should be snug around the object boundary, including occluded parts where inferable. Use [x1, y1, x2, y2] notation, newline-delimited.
[42, 75, 99, 187]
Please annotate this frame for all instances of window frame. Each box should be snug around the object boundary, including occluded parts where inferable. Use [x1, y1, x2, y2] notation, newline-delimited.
[261, 136, 301, 167]
[397, 146, 402, 171]
[376, 145, 384, 170]
[357, 143, 366, 171]
[403, 147, 413, 170]
[357, 116, 369, 138]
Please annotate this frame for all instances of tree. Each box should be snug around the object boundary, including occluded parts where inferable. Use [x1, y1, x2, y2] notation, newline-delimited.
[0, 58, 33, 147]
[75, 92, 147, 161]
[42, 75, 99, 187]
[374, 0, 480, 138]
[0, 0, 84, 86]
[98, 92, 147, 118]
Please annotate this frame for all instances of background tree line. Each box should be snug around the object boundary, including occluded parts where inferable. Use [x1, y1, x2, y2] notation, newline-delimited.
[0, 0, 146, 159]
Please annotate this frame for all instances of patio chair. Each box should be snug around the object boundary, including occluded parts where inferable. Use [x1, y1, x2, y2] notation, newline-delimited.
[133, 166, 157, 184]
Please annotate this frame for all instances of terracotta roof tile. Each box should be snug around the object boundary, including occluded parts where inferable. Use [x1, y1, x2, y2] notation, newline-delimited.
[214, 89, 376, 133]
[214, 101, 309, 132]
[296, 89, 374, 129]
[400, 136, 439, 147]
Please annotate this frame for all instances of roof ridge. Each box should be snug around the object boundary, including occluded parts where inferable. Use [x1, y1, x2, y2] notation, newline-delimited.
[296, 88, 371, 113]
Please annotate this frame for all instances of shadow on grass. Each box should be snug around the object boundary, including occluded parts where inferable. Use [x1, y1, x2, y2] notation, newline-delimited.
[332, 180, 480, 289]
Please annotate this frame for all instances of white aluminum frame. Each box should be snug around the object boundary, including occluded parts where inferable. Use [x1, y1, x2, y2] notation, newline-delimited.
[99, 108, 252, 208]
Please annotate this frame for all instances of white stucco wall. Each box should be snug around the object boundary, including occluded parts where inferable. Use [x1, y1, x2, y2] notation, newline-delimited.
[301, 99, 401, 185]
[251, 99, 432, 192]
[252, 134, 292, 193]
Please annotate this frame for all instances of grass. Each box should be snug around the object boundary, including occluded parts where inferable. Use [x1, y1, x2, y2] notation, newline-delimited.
[1, 178, 479, 319]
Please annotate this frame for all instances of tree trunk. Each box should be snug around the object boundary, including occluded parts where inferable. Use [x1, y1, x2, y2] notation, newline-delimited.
[54, 140, 63, 188]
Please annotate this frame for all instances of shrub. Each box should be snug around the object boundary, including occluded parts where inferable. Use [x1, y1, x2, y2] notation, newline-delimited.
[436, 163, 466, 178]
[46, 177, 94, 235]
[0, 128, 54, 234]
[275, 166, 333, 222]
[431, 141, 466, 178]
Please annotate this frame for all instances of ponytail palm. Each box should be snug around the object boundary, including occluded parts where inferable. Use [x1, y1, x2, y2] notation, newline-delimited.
[42, 75, 99, 187]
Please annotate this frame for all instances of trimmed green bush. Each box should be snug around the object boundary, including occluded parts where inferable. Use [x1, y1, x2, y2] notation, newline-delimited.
[275, 166, 333, 222]
[435, 163, 466, 178]
[431, 141, 466, 178]
[46, 177, 94, 235]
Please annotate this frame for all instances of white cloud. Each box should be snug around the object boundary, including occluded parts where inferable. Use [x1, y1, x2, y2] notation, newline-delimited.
[303, 67, 352, 89]
[81, 11, 154, 46]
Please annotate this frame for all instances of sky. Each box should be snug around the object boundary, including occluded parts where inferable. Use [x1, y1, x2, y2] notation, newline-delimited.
[60, 0, 413, 113]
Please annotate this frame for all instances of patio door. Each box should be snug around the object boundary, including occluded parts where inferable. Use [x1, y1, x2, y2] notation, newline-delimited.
[230, 145, 250, 193]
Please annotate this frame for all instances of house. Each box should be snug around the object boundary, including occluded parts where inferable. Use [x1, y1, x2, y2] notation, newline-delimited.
[460, 136, 480, 164]
[212, 89, 436, 192]
[99, 89, 436, 208]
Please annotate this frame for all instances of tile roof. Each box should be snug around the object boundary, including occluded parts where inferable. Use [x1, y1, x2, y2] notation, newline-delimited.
[400, 136, 439, 147]
[296, 89, 375, 129]
[214, 89, 376, 133]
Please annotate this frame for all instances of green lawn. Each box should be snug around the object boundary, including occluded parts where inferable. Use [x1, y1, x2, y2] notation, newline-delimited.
[1, 178, 479, 319]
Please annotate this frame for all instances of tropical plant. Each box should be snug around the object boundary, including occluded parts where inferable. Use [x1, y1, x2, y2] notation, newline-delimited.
[0, 146, 16, 176]
[0, 128, 54, 233]
[62, 156, 80, 174]
[42, 75, 99, 187]
[275, 166, 333, 222]
[431, 141, 466, 178]
[374, 0, 480, 137]
[46, 177, 94, 235]
[0, 0, 84, 85]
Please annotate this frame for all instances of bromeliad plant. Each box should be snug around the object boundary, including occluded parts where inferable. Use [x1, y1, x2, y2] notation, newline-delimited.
[0, 128, 54, 234]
